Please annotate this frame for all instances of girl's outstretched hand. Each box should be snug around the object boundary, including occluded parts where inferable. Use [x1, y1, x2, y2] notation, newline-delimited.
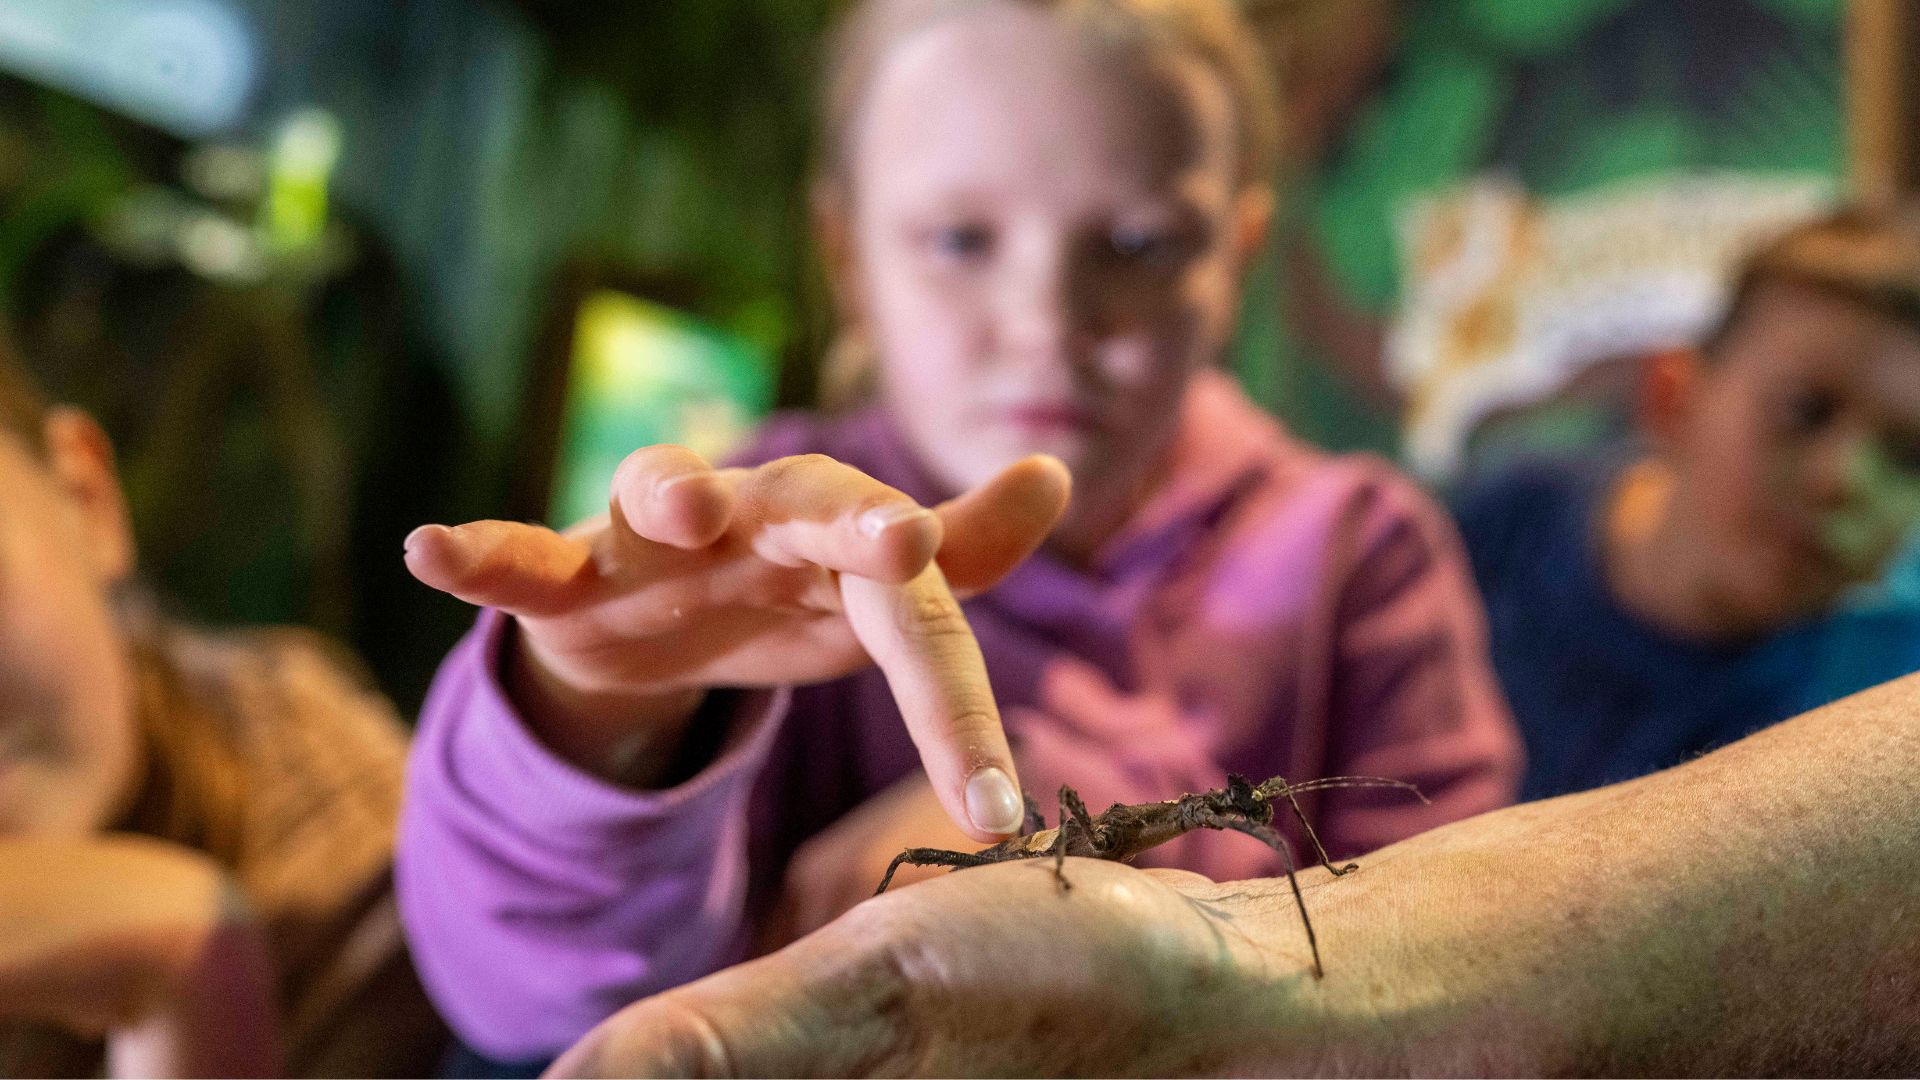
[403, 446, 1070, 841]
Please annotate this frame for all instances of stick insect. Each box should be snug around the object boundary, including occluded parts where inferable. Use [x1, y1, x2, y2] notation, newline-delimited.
[874, 773, 1426, 978]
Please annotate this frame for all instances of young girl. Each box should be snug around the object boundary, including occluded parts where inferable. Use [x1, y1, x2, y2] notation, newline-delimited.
[399, 0, 1522, 1067]
[0, 346, 444, 1076]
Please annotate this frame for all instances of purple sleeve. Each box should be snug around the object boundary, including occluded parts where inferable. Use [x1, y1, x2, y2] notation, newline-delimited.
[1314, 467, 1524, 858]
[394, 609, 789, 1061]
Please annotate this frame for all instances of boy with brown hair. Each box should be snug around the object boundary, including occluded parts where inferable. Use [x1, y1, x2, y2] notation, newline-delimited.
[1458, 206, 1920, 801]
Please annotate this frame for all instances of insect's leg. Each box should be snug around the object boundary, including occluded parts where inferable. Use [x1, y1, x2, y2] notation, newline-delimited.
[1049, 785, 1101, 892]
[1023, 792, 1046, 837]
[1269, 778, 1359, 876]
[1205, 814, 1325, 979]
[873, 847, 1002, 895]
[1050, 787, 1074, 890]
[1062, 786, 1101, 848]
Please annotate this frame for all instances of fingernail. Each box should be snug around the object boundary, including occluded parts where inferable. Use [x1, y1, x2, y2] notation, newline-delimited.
[656, 471, 702, 498]
[403, 524, 443, 554]
[860, 502, 931, 538]
[965, 766, 1023, 835]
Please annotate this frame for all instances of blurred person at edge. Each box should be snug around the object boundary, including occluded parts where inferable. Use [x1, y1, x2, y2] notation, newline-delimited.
[0, 340, 445, 1076]
[1456, 207, 1920, 802]
[397, 0, 1522, 1070]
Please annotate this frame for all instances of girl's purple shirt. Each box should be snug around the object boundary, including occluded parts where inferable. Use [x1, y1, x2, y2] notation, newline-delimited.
[396, 372, 1523, 1060]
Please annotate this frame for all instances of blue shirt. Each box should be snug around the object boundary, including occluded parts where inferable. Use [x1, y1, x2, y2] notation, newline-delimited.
[1455, 456, 1826, 801]
[1799, 536, 1920, 711]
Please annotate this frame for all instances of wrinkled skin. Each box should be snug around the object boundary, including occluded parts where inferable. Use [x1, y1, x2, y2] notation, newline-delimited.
[556, 859, 1346, 1078]
[553, 672, 1920, 1077]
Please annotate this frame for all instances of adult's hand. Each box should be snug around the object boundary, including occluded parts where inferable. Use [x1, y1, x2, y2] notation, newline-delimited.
[551, 857, 1353, 1078]
[405, 447, 1070, 840]
[549, 672, 1920, 1076]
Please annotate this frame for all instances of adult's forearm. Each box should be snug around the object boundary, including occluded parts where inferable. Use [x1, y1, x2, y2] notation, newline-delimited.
[1253, 671, 1920, 1074]
[550, 674, 1920, 1077]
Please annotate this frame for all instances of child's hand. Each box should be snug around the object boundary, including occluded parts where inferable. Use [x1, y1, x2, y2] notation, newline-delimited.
[404, 446, 1070, 840]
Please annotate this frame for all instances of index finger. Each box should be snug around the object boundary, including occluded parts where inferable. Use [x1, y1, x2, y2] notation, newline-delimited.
[839, 564, 1024, 843]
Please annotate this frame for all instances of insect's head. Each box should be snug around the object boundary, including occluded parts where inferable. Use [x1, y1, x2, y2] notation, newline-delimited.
[1224, 773, 1269, 821]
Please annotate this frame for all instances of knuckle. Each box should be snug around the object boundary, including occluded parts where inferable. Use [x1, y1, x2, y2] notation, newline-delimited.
[943, 705, 1002, 742]
[899, 588, 971, 640]
[762, 453, 837, 484]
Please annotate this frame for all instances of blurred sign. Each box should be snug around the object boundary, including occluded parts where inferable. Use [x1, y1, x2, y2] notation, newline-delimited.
[551, 289, 774, 528]
[1390, 172, 1835, 476]
[0, 0, 258, 137]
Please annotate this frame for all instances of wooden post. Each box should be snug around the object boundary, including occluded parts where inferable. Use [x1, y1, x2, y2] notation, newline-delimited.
[1849, 0, 1920, 204]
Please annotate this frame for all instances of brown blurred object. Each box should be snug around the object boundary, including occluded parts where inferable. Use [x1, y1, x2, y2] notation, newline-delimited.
[0, 616, 449, 1077]
[17, 251, 353, 630]
[1245, 0, 1398, 175]
[1848, 0, 1920, 204]
[1247, 0, 1402, 411]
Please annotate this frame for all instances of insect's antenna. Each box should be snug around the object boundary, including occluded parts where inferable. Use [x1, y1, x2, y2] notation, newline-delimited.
[1268, 778, 1348, 875]
[1255, 776, 1426, 876]
[1274, 776, 1430, 804]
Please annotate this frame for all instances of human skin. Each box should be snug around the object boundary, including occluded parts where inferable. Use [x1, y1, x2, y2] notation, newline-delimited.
[405, 0, 1269, 845]
[1608, 281, 1920, 641]
[825, 1, 1272, 562]
[0, 410, 140, 836]
[1, 792, 282, 1075]
[0, 413, 287, 1076]
[0, 837, 282, 1078]
[552, 671, 1920, 1077]
[403, 448, 1071, 840]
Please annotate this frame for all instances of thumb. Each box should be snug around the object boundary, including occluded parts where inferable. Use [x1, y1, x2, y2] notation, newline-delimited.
[546, 939, 908, 1078]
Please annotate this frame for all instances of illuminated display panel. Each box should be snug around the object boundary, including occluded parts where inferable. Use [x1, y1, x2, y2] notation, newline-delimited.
[550, 288, 774, 528]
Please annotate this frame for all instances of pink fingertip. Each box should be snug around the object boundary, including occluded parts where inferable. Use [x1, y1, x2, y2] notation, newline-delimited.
[860, 502, 933, 538]
[403, 524, 450, 555]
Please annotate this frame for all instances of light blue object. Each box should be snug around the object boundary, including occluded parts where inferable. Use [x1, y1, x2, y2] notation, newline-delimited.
[0, 0, 259, 137]
[1799, 537, 1920, 710]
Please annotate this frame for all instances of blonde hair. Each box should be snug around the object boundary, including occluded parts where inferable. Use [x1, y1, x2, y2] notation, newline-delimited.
[813, 0, 1280, 408]
[819, 0, 1278, 194]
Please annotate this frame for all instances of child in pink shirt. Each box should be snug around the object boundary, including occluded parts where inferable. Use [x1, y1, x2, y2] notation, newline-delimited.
[397, 0, 1523, 1065]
